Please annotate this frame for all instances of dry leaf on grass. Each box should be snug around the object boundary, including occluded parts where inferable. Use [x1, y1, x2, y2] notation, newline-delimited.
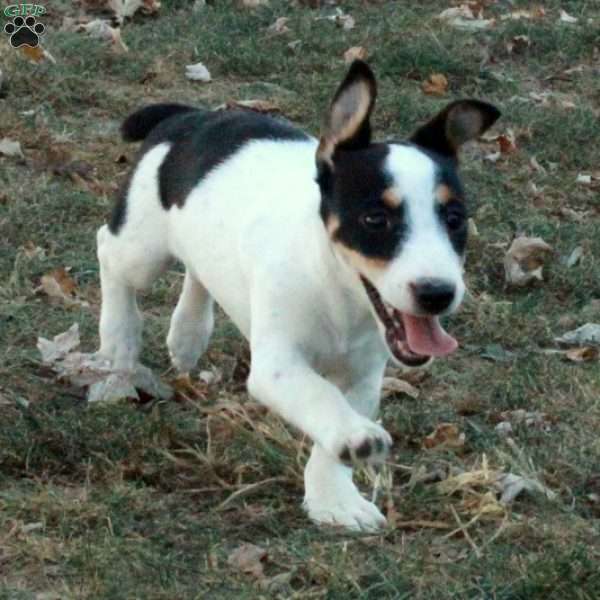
[497, 473, 556, 504]
[0, 138, 24, 158]
[80, 20, 129, 52]
[267, 17, 290, 35]
[565, 347, 599, 363]
[37, 324, 173, 402]
[576, 173, 592, 185]
[506, 34, 531, 54]
[344, 46, 367, 64]
[423, 423, 465, 450]
[559, 9, 578, 24]
[185, 62, 211, 82]
[555, 323, 600, 347]
[21, 45, 56, 63]
[437, 5, 495, 30]
[563, 245, 583, 268]
[218, 99, 280, 113]
[422, 73, 448, 96]
[336, 14, 355, 30]
[315, 10, 355, 30]
[21, 241, 45, 260]
[239, 0, 269, 7]
[37, 323, 81, 364]
[109, 0, 160, 21]
[227, 543, 267, 578]
[381, 377, 419, 399]
[503, 236, 552, 286]
[38, 268, 89, 308]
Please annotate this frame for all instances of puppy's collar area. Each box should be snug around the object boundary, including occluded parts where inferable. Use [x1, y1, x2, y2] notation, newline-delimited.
[360, 276, 457, 366]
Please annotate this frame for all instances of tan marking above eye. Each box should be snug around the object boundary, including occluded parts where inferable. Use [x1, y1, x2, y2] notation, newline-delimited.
[382, 188, 402, 209]
[435, 184, 455, 205]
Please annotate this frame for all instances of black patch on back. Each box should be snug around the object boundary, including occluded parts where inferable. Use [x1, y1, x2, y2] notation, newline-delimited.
[151, 110, 309, 208]
[320, 144, 405, 261]
[108, 108, 309, 233]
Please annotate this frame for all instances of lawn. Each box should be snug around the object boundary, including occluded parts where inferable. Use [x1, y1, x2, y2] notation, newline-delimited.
[1, 0, 599, 598]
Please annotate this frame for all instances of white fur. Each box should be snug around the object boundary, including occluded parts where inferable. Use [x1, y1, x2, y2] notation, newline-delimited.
[97, 135, 464, 531]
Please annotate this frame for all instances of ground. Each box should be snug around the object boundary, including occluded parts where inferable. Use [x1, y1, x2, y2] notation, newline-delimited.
[1, 1, 599, 598]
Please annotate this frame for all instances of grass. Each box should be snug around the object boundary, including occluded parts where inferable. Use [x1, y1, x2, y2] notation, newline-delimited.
[1, 0, 600, 598]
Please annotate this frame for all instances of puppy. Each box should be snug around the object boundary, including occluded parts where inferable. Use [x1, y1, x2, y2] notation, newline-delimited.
[96, 61, 499, 530]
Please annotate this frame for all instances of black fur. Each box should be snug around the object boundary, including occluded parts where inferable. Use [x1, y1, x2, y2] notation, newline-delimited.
[411, 100, 501, 159]
[110, 106, 309, 232]
[121, 104, 197, 142]
[154, 110, 309, 208]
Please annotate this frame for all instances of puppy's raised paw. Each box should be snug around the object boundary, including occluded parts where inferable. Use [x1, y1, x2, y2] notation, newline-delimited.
[337, 419, 392, 466]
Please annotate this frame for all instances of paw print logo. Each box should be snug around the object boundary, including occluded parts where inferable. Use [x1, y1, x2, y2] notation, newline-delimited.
[4, 16, 45, 48]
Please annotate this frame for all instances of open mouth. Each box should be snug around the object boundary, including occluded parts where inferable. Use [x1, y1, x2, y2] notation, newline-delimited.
[361, 277, 458, 367]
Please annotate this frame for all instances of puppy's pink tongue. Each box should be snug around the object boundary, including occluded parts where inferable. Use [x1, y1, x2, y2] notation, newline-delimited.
[401, 314, 458, 357]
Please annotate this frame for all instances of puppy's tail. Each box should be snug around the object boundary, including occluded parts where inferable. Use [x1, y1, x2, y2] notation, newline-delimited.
[121, 103, 197, 142]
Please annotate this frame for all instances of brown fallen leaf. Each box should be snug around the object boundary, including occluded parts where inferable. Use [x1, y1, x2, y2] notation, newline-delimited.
[503, 236, 553, 286]
[422, 73, 448, 96]
[20, 44, 55, 63]
[423, 423, 465, 450]
[381, 377, 419, 399]
[39, 268, 88, 307]
[565, 347, 599, 363]
[497, 129, 517, 154]
[227, 543, 267, 578]
[344, 46, 367, 64]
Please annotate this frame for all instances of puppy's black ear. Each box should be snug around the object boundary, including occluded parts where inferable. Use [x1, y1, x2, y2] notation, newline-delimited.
[410, 100, 500, 159]
[317, 60, 377, 171]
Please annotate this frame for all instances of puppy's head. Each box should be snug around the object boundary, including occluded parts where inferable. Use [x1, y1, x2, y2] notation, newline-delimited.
[317, 61, 500, 367]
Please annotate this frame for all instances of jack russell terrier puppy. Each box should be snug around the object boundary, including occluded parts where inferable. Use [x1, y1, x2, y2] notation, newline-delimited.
[96, 61, 500, 530]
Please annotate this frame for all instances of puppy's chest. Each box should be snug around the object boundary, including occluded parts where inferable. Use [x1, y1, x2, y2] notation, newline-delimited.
[309, 320, 383, 382]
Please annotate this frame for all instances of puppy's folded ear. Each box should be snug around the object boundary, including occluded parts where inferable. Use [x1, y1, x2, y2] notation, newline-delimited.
[410, 100, 501, 159]
[317, 60, 377, 171]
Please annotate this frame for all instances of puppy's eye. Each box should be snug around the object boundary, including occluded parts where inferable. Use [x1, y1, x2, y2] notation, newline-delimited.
[361, 211, 390, 232]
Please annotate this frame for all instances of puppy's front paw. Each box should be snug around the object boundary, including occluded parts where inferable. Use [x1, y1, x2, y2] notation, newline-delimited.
[337, 419, 392, 466]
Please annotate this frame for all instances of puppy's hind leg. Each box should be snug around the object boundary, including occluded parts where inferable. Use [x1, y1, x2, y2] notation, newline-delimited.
[97, 223, 169, 371]
[167, 271, 214, 373]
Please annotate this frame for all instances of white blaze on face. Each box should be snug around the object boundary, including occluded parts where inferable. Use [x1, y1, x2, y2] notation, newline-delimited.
[375, 144, 465, 314]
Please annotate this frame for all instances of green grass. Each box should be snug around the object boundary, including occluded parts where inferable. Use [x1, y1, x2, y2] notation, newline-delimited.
[1, 1, 600, 598]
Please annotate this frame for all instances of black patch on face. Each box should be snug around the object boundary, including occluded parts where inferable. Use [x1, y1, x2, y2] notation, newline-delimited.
[319, 144, 406, 260]
[435, 159, 468, 256]
[153, 110, 309, 209]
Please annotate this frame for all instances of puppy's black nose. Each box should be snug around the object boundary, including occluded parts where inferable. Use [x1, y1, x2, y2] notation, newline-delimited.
[412, 279, 455, 314]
